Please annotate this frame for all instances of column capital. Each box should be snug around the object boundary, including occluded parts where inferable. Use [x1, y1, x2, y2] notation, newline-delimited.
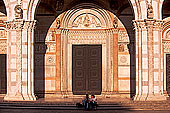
[5, 19, 37, 30]
[133, 19, 164, 31]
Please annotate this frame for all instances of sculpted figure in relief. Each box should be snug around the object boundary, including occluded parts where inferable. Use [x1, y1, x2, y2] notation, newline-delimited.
[147, 3, 153, 19]
[14, 5, 23, 19]
[56, 18, 60, 29]
[113, 17, 118, 29]
[83, 14, 91, 27]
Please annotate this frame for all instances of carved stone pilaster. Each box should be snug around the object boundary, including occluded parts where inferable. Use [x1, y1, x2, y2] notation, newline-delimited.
[133, 19, 167, 101]
[4, 19, 36, 101]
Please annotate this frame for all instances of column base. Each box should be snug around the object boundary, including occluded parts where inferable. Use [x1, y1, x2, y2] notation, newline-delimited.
[4, 93, 36, 101]
[134, 93, 168, 101]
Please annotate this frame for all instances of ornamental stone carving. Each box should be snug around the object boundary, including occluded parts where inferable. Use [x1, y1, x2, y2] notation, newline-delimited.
[45, 55, 56, 66]
[163, 42, 170, 53]
[133, 20, 163, 31]
[165, 31, 170, 40]
[118, 30, 129, 43]
[55, 0, 64, 11]
[6, 19, 24, 30]
[46, 31, 56, 41]
[72, 14, 101, 28]
[56, 18, 60, 29]
[0, 40, 7, 54]
[147, 3, 153, 19]
[5, 20, 36, 30]
[68, 31, 106, 44]
[113, 17, 118, 29]
[14, 5, 23, 19]
[0, 29, 7, 38]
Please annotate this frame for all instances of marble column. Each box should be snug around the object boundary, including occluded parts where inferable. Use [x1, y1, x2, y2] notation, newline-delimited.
[4, 19, 36, 101]
[133, 19, 168, 101]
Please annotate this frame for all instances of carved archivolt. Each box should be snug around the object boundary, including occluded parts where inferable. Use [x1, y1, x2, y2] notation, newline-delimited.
[165, 31, 170, 40]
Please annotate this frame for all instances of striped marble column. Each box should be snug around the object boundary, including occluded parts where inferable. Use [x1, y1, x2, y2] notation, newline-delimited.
[133, 19, 168, 101]
[4, 19, 36, 101]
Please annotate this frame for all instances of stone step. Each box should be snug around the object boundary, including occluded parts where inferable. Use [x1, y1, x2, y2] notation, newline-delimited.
[1, 101, 170, 110]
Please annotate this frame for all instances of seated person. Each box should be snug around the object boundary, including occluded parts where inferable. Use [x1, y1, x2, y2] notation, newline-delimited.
[89, 94, 97, 108]
[82, 94, 90, 109]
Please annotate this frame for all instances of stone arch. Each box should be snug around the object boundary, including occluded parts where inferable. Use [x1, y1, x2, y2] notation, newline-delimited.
[27, 0, 40, 20]
[38, 2, 131, 98]
[61, 3, 113, 29]
[27, 0, 140, 20]
[162, 17, 170, 96]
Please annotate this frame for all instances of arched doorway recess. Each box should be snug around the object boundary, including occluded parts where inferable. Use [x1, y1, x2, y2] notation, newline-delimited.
[34, 2, 131, 99]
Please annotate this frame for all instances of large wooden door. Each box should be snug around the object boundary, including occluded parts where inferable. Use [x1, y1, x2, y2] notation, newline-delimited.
[72, 45, 102, 95]
[167, 54, 170, 95]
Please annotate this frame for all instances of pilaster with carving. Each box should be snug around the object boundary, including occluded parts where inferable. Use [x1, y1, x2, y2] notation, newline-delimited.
[4, 19, 37, 101]
[133, 19, 168, 101]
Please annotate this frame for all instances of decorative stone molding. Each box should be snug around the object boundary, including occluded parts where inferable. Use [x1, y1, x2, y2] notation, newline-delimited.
[6, 19, 24, 30]
[133, 19, 164, 31]
[118, 30, 129, 43]
[68, 30, 106, 44]
[5, 20, 37, 30]
[0, 29, 7, 38]
[0, 40, 7, 54]
[163, 42, 170, 53]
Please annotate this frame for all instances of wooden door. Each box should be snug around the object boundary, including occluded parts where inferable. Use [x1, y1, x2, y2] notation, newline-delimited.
[167, 54, 170, 95]
[72, 45, 102, 95]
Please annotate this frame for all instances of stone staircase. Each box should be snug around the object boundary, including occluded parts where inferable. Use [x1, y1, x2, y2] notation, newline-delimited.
[1, 96, 170, 110]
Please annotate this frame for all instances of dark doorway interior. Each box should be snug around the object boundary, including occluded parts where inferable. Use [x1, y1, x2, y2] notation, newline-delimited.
[166, 54, 170, 95]
[72, 45, 102, 95]
[0, 54, 7, 94]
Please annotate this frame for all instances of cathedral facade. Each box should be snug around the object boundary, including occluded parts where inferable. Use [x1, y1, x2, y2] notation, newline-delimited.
[0, 0, 170, 101]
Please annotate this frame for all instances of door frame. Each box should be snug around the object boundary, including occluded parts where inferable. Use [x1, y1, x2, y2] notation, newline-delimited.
[61, 29, 114, 95]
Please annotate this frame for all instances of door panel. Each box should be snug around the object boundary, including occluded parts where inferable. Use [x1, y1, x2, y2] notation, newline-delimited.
[73, 45, 102, 95]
